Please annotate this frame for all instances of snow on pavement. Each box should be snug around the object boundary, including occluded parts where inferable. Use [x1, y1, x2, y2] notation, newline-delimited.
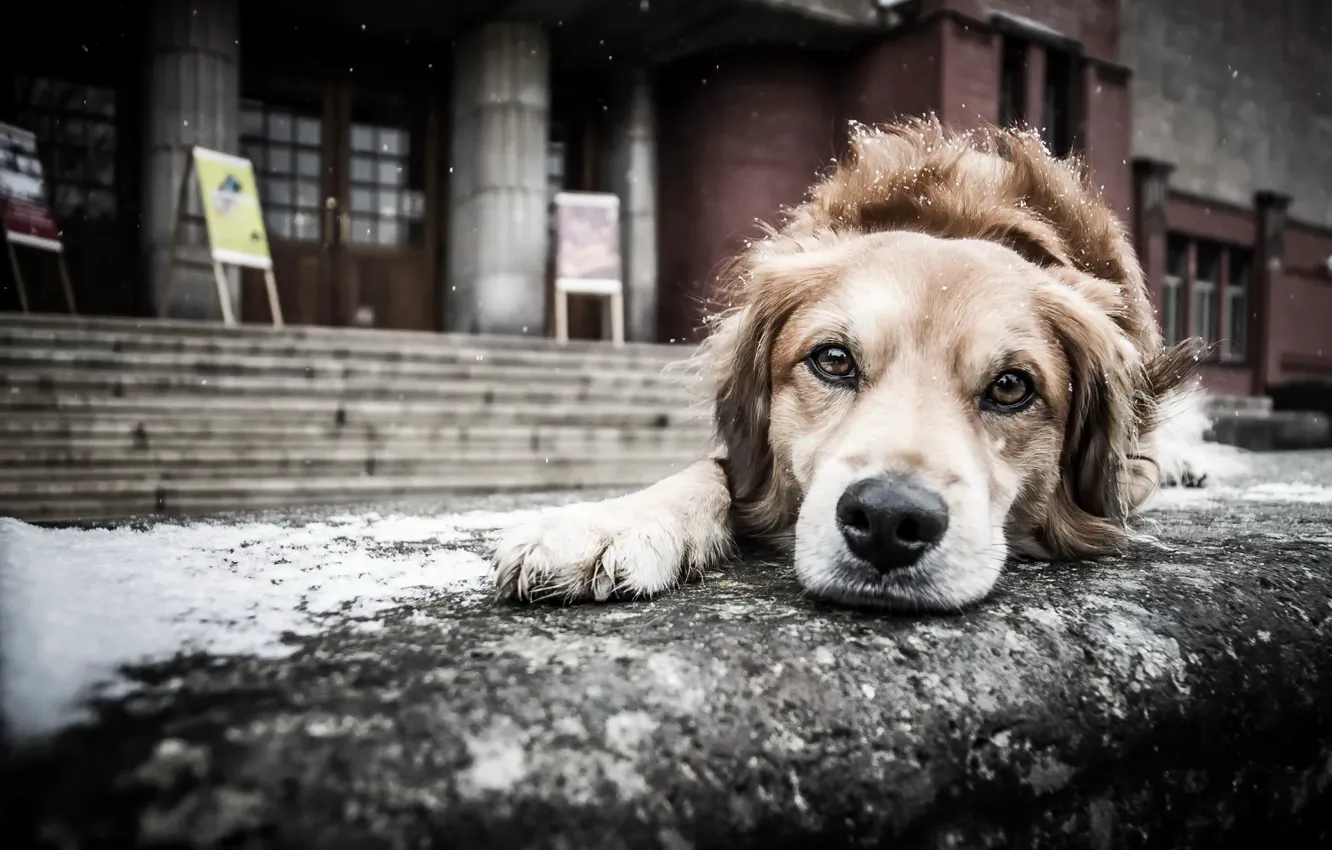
[0, 507, 545, 742]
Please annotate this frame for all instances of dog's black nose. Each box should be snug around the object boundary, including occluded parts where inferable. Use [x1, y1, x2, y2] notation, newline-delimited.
[836, 474, 950, 572]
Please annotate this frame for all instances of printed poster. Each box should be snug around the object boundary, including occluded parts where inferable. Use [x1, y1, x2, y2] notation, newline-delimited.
[191, 146, 272, 270]
[553, 191, 621, 293]
[0, 121, 63, 252]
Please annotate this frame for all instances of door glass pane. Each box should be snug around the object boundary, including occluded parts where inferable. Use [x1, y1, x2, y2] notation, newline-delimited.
[293, 211, 319, 241]
[296, 150, 320, 177]
[350, 214, 376, 244]
[266, 179, 292, 206]
[296, 179, 320, 209]
[350, 187, 374, 213]
[345, 112, 415, 249]
[266, 210, 293, 239]
[350, 124, 377, 153]
[268, 112, 293, 143]
[378, 160, 405, 186]
[242, 98, 324, 243]
[296, 116, 321, 146]
[351, 156, 375, 183]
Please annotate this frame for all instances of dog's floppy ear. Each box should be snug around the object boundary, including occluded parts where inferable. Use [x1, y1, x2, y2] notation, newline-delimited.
[1037, 281, 1147, 558]
[701, 244, 824, 537]
[704, 300, 800, 538]
[707, 306, 771, 498]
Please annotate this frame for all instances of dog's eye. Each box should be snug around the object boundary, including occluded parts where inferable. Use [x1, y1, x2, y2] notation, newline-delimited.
[983, 370, 1037, 412]
[807, 345, 857, 383]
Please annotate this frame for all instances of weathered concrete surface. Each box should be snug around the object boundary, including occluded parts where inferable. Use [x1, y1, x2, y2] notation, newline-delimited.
[5, 453, 1332, 848]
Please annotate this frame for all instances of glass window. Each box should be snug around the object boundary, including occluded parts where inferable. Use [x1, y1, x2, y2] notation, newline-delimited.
[346, 119, 412, 246]
[12, 73, 118, 221]
[242, 100, 323, 243]
[1163, 235, 1188, 345]
[1225, 249, 1252, 362]
[1192, 241, 1220, 344]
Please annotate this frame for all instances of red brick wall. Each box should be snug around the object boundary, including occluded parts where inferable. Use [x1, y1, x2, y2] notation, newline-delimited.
[1273, 223, 1332, 382]
[656, 53, 839, 343]
[923, 0, 1119, 63]
[1081, 63, 1133, 225]
[842, 24, 942, 131]
[937, 16, 1001, 131]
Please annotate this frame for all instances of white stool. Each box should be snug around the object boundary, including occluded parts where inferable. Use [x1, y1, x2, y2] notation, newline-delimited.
[553, 276, 625, 347]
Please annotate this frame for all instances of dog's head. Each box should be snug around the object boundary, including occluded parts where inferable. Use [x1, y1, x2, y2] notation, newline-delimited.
[702, 119, 1204, 611]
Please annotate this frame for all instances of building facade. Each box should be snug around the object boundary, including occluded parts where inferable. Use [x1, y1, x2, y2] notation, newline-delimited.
[1, 0, 1329, 396]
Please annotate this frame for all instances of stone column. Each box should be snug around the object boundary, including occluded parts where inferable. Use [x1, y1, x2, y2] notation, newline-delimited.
[1253, 190, 1292, 395]
[1131, 157, 1175, 317]
[446, 23, 551, 336]
[604, 69, 659, 344]
[142, 0, 241, 320]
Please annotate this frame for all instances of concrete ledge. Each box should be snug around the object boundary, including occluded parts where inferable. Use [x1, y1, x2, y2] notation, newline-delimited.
[5, 456, 1332, 847]
[1207, 409, 1331, 451]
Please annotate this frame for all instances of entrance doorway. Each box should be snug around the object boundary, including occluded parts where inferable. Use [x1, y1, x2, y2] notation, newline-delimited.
[238, 77, 438, 330]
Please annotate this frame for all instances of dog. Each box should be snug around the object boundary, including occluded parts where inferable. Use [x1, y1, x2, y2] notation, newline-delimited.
[491, 117, 1217, 612]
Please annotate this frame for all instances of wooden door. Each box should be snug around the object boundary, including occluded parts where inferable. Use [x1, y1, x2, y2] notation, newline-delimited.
[326, 82, 437, 332]
[238, 87, 336, 326]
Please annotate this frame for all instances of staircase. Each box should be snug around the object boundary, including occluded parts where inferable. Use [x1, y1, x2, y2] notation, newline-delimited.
[1204, 393, 1331, 451]
[0, 314, 712, 523]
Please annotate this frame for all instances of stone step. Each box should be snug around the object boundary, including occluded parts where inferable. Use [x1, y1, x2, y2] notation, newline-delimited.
[1, 434, 709, 467]
[0, 368, 699, 407]
[0, 330, 697, 377]
[0, 392, 711, 428]
[0, 461, 686, 523]
[0, 445, 702, 482]
[0, 346, 703, 389]
[1206, 409, 1331, 451]
[0, 313, 694, 364]
[0, 422, 712, 452]
[1202, 393, 1274, 415]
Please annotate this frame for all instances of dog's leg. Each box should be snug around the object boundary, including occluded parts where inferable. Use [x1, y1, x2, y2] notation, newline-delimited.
[1153, 388, 1215, 488]
[491, 459, 734, 603]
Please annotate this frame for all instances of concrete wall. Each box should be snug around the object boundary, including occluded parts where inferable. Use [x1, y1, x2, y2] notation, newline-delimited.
[1121, 0, 1332, 228]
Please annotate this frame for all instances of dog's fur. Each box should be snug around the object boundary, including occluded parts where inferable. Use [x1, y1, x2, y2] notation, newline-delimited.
[492, 118, 1216, 611]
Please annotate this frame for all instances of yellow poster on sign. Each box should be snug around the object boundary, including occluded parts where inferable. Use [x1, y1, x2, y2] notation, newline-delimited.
[191, 146, 272, 270]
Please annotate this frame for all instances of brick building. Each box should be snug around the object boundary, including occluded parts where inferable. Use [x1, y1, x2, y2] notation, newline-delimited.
[1, 0, 1329, 397]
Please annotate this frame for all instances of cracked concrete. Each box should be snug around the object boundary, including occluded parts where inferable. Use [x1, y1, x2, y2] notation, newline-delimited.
[3, 454, 1332, 848]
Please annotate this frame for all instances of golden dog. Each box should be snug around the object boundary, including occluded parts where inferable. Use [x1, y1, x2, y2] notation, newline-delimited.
[492, 118, 1214, 611]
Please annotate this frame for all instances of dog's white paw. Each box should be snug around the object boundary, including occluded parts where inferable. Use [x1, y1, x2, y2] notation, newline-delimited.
[1159, 461, 1208, 489]
[490, 499, 699, 604]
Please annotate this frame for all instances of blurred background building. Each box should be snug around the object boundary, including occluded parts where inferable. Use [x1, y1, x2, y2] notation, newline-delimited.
[2, 0, 1330, 391]
[1, 0, 1330, 522]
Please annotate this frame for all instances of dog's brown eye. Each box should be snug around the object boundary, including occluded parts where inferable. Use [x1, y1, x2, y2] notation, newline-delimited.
[808, 344, 857, 383]
[983, 370, 1037, 412]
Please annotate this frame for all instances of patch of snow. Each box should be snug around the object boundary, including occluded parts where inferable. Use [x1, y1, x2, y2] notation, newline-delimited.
[1148, 481, 1332, 510]
[0, 511, 494, 743]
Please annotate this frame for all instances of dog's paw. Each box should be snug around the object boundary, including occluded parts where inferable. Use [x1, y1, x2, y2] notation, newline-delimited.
[1160, 461, 1208, 489]
[490, 499, 694, 604]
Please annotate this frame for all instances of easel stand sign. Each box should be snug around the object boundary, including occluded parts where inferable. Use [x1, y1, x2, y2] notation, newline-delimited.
[161, 146, 283, 327]
[553, 191, 625, 347]
[0, 121, 76, 314]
